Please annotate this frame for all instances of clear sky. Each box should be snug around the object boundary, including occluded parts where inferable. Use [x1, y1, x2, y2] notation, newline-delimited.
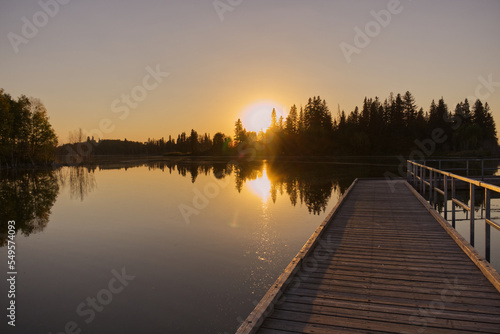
[1, 0, 499, 143]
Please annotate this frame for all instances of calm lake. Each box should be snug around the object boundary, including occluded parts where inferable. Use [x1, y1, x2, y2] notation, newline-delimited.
[0, 158, 499, 333]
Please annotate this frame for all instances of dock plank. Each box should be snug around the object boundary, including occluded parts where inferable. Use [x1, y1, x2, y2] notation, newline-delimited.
[237, 179, 500, 334]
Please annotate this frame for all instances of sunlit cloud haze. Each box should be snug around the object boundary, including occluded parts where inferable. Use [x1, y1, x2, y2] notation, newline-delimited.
[1, 0, 499, 143]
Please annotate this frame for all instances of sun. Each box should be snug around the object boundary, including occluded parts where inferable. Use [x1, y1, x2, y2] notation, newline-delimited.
[241, 101, 285, 133]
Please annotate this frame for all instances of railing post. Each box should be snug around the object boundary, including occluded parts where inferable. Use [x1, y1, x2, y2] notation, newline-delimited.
[470, 183, 475, 247]
[407, 161, 410, 182]
[432, 172, 439, 209]
[423, 168, 426, 195]
[429, 169, 433, 204]
[419, 165, 423, 194]
[451, 178, 456, 228]
[443, 175, 448, 220]
[485, 188, 491, 262]
[413, 163, 416, 185]
[466, 159, 469, 177]
[481, 159, 484, 181]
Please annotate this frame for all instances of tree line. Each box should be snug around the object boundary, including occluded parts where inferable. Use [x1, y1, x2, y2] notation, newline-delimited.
[3, 87, 498, 166]
[144, 92, 498, 157]
[0, 89, 58, 167]
[231, 93, 498, 157]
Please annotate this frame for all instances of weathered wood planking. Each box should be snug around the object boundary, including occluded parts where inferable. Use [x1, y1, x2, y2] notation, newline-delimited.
[236, 179, 500, 334]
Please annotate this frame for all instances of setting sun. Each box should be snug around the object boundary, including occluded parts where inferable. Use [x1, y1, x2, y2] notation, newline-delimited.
[241, 101, 285, 133]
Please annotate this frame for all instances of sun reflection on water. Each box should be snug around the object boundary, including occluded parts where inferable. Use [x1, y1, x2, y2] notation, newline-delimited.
[246, 168, 272, 202]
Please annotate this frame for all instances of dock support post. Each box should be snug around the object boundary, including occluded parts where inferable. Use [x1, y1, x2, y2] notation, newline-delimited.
[482, 160, 485, 181]
[485, 188, 491, 262]
[413, 163, 416, 186]
[423, 168, 426, 195]
[443, 175, 448, 220]
[420, 166, 423, 194]
[407, 161, 410, 183]
[470, 184, 475, 247]
[432, 172, 439, 210]
[429, 170, 433, 205]
[452, 178, 456, 228]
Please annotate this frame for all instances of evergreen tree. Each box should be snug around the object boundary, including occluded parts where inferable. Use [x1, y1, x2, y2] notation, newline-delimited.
[189, 129, 199, 153]
[403, 91, 417, 127]
[234, 118, 246, 143]
[285, 105, 298, 135]
[270, 108, 277, 129]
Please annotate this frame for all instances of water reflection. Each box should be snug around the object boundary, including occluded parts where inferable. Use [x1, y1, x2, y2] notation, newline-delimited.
[425, 184, 498, 214]
[0, 170, 59, 246]
[0, 158, 399, 246]
[157, 160, 355, 215]
[58, 166, 97, 201]
[246, 168, 272, 202]
[139, 160, 357, 215]
[0, 166, 98, 246]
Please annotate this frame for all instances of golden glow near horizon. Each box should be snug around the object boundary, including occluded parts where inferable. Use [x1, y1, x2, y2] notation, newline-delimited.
[1, 1, 499, 142]
[246, 168, 272, 202]
[241, 101, 286, 133]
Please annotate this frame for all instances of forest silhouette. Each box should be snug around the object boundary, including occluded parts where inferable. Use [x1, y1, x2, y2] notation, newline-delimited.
[59, 92, 498, 162]
[1, 88, 498, 166]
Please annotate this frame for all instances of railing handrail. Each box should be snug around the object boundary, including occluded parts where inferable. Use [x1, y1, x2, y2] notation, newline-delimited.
[412, 158, 500, 179]
[415, 158, 500, 162]
[409, 160, 500, 193]
[407, 159, 500, 263]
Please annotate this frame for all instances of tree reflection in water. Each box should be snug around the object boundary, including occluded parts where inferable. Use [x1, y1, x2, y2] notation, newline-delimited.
[146, 160, 357, 215]
[0, 159, 394, 246]
[58, 166, 97, 201]
[0, 166, 98, 247]
[0, 170, 59, 246]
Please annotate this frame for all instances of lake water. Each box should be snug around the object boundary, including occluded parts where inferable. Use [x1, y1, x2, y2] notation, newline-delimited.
[0, 158, 498, 333]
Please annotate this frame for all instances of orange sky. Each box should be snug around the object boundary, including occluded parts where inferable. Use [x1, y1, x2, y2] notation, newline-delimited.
[1, 0, 499, 143]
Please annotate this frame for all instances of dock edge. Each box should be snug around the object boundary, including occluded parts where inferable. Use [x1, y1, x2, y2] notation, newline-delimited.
[235, 178, 359, 334]
[404, 181, 500, 292]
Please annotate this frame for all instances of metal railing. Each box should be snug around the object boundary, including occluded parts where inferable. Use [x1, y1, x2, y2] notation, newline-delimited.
[407, 160, 500, 262]
[414, 158, 499, 180]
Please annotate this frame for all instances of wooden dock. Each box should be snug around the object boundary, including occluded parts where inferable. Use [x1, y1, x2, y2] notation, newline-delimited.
[237, 179, 500, 334]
